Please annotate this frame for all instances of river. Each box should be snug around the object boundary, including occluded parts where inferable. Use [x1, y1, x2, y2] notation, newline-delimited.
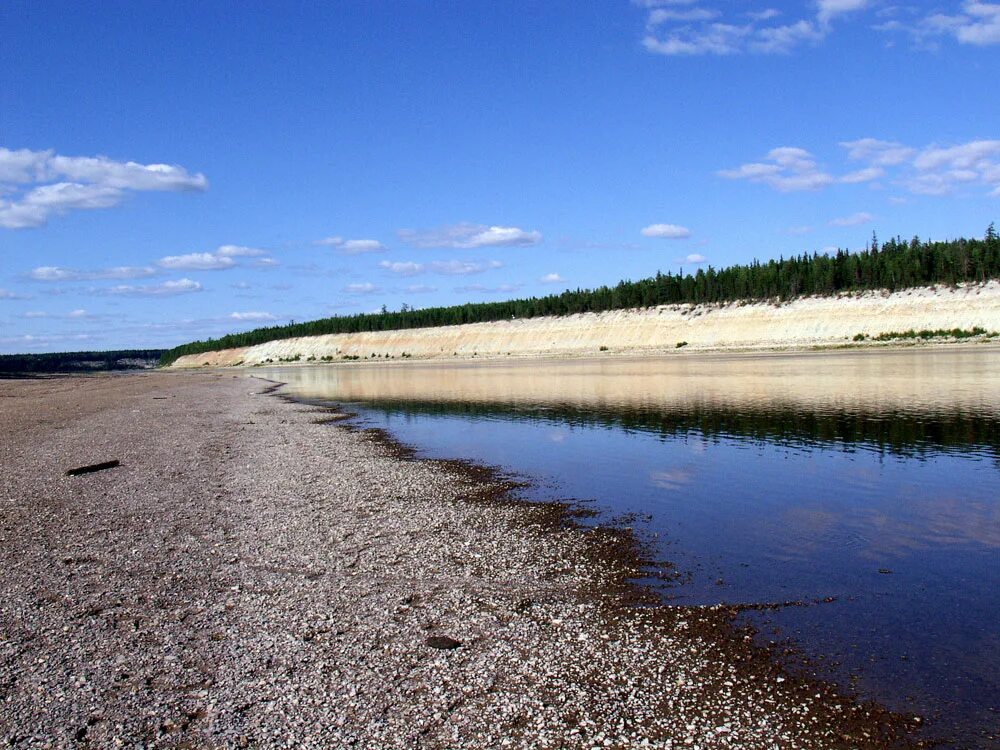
[258, 346, 1000, 748]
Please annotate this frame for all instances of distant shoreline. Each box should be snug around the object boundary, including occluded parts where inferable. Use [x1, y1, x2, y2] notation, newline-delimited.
[170, 281, 1000, 368]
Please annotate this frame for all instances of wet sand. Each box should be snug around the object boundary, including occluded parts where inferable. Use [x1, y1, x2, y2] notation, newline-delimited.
[0, 372, 921, 748]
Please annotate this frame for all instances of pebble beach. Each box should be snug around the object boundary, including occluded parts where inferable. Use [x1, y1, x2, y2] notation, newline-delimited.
[0, 372, 921, 749]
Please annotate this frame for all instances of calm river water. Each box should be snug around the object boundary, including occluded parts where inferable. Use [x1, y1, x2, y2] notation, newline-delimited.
[258, 347, 1000, 748]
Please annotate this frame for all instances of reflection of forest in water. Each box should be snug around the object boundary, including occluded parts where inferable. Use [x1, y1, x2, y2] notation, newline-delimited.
[354, 398, 1000, 462]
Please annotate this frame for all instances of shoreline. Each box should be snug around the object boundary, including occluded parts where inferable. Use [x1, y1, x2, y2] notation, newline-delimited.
[0, 372, 926, 748]
[170, 329, 1000, 371]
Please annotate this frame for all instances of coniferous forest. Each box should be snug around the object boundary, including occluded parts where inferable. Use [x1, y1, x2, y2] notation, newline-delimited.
[0, 350, 164, 375]
[160, 227, 999, 365]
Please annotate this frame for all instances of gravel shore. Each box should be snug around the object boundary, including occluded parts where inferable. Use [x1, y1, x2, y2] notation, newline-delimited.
[0, 372, 920, 749]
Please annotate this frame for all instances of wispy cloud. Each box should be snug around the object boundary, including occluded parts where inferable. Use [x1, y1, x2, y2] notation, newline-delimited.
[641, 223, 692, 239]
[378, 260, 425, 277]
[639, 0, 869, 56]
[398, 223, 542, 249]
[158, 252, 235, 271]
[719, 147, 840, 192]
[0, 288, 32, 300]
[721, 137, 1000, 196]
[0, 147, 207, 229]
[678, 253, 708, 265]
[454, 283, 524, 294]
[0, 332, 98, 349]
[378, 259, 504, 276]
[878, 1, 1000, 48]
[104, 278, 203, 296]
[157, 244, 275, 271]
[829, 212, 874, 227]
[17, 308, 100, 320]
[315, 236, 388, 254]
[230, 311, 277, 321]
[217, 244, 266, 258]
[29, 265, 158, 281]
[540, 272, 566, 283]
[343, 282, 380, 295]
[431, 259, 504, 275]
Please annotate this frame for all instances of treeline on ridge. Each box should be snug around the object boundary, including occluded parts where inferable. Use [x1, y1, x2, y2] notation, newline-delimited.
[0, 349, 164, 375]
[160, 226, 1000, 366]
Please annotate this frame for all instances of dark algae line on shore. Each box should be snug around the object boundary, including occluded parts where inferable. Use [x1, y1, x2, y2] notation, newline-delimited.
[261, 349, 1000, 749]
[161, 227, 1000, 364]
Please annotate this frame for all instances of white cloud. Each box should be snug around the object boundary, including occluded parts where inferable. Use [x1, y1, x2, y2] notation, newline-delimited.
[17, 308, 97, 320]
[216, 244, 266, 258]
[157, 245, 276, 271]
[874, 138, 1000, 196]
[829, 211, 874, 227]
[678, 253, 708, 264]
[719, 147, 836, 192]
[0, 332, 97, 349]
[430, 259, 503, 275]
[0, 147, 206, 229]
[648, 7, 718, 24]
[721, 137, 1000, 196]
[540, 272, 566, 283]
[316, 236, 388, 254]
[839, 166, 885, 184]
[0, 288, 31, 300]
[158, 252, 236, 271]
[913, 139, 1000, 171]
[378, 260, 425, 276]
[883, 1, 1000, 47]
[105, 279, 203, 296]
[638, 0, 866, 56]
[398, 223, 542, 249]
[817, 0, 869, 25]
[230, 311, 277, 321]
[0, 148, 49, 183]
[748, 9, 781, 22]
[840, 138, 915, 166]
[750, 19, 825, 53]
[29, 265, 158, 281]
[454, 283, 524, 294]
[343, 282, 380, 294]
[314, 235, 343, 246]
[379, 259, 504, 276]
[641, 223, 692, 239]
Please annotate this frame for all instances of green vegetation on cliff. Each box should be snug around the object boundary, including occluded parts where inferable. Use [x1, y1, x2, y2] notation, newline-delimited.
[161, 226, 999, 366]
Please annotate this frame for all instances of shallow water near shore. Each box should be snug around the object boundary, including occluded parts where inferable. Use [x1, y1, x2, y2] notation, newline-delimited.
[258, 347, 1000, 748]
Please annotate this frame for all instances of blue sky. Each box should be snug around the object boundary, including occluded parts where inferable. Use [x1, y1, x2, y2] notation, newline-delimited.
[2, 0, 998, 353]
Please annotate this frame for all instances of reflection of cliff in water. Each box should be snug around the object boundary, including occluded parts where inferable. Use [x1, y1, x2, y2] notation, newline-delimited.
[349, 398, 1000, 462]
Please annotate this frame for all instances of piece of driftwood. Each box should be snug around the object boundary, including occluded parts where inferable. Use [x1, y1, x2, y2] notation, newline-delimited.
[65, 460, 120, 476]
[425, 635, 462, 650]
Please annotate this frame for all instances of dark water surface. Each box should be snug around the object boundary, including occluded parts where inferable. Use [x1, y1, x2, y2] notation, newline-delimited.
[259, 348, 1000, 748]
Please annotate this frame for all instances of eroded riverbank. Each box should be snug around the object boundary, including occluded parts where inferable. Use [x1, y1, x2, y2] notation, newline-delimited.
[0, 372, 920, 748]
[169, 282, 1000, 368]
